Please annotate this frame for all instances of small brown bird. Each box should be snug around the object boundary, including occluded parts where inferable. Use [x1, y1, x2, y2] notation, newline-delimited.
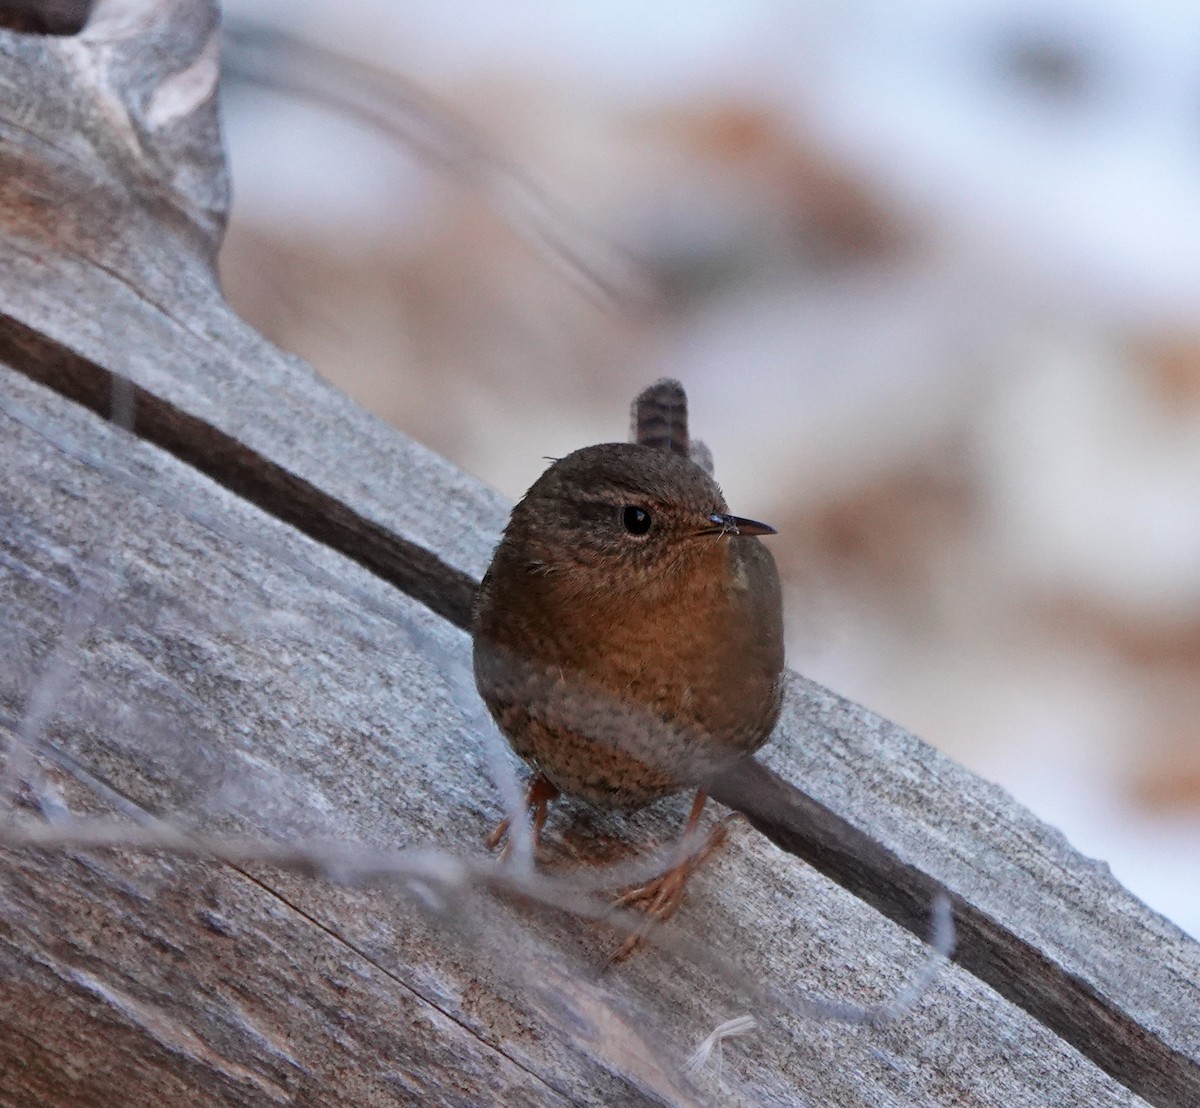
[472, 380, 784, 949]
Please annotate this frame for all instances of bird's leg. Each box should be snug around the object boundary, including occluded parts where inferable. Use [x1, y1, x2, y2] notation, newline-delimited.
[609, 788, 729, 962]
[486, 772, 559, 861]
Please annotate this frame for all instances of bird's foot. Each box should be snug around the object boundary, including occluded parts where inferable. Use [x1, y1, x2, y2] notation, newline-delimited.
[486, 772, 558, 863]
[608, 806, 732, 963]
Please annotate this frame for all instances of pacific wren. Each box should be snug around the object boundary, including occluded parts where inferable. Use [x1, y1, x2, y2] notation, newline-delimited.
[472, 380, 785, 945]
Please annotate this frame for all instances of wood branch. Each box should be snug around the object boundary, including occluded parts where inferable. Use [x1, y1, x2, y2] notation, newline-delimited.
[0, 4, 1197, 1105]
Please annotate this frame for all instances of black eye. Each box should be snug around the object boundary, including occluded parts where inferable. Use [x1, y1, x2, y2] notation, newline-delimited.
[621, 505, 652, 535]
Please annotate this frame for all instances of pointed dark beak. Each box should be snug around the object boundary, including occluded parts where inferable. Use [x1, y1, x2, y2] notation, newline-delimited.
[702, 512, 777, 537]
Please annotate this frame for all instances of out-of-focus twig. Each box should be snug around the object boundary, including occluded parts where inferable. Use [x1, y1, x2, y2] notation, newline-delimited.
[0, 807, 954, 1039]
[0, 377, 136, 823]
[221, 19, 659, 313]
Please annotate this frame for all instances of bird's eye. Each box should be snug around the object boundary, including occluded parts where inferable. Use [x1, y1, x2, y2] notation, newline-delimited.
[621, 505, 652, 535]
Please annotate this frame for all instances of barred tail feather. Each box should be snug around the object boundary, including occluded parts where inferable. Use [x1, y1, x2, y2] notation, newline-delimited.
[632, 377, 690, 456]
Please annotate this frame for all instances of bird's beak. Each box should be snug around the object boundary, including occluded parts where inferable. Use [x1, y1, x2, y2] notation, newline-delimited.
[701, 512, 777, 537]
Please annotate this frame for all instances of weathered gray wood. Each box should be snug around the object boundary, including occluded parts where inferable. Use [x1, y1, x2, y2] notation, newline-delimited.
[0, 2, 1196, 1105]
[0, 362, 1145, 1107]
[0, 0, 504, 627]
[0, 806, 575, 1107]
[713, 730, 1200, 1107]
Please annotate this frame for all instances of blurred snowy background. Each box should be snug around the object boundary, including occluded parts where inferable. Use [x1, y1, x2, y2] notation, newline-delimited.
[217, 0, 1200, 937]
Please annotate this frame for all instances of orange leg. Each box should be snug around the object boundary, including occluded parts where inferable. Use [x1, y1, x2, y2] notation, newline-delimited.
[486, 772, 559, 860]
[609, 789, 730, 962]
